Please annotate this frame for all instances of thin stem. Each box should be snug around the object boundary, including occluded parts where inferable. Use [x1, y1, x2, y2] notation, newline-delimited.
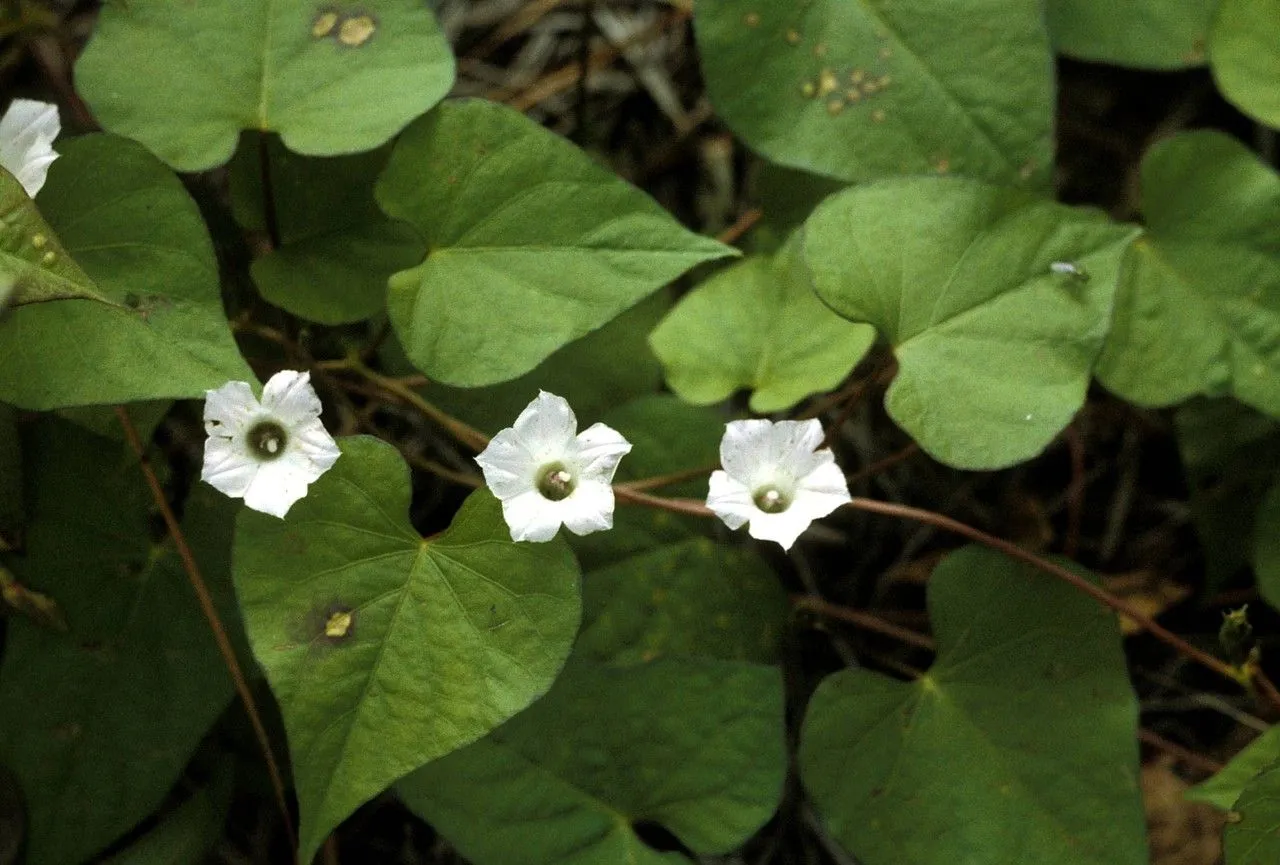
[792, 595, 936, 651]
[1137, 729, 1224, 776]
[615, 464, 718, 493]
[404, 453, 483, 488]
[332, 357, 490, 452]
[1253, 669, 1280, 715]
[114, 407, 297, 857]
[715, 208, 763, 245]
[845, 443, 920, 488]
[613, 486, 714, 518]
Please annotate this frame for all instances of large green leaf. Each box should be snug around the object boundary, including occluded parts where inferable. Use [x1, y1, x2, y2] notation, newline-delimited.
[76, 0, 455, 171]
[232, 436, 582, 863]
[1046, 0, 1216, 68]
[650, 236, 875, 412]
[1226, 759, 1280, 863]
[799, 545, 1146, 865]
[1097, 132, 1280, 414]
[229, 133, 425, 324]
[399, 657, 786, 865]
[0, 421, 243, 865]
[694, 0, 1054, 186]
[0, 166, 104, 306]
[803, 177, 1137, 470]
[1175, 398, 1280, 594]
[0, 134, 254, 410]
[1210, 0, 1280, 128]
[375, 99, 736, 387]
[101, 776, 232, 865]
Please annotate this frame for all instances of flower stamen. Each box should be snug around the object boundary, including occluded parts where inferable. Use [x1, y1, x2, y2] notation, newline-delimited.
[753, 485, 791, 513]
[247, 420, 289, 461]
[537, 463, 576, 501]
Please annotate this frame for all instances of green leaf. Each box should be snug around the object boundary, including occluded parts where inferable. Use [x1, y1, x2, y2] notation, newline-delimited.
[232, 436, 582, 863]
[76, 0, 455, 171]
[803, 177, 1137, 470]
[0, 134, 255, 410]
[1188, 725, 1280, 810]
[694, 0, 1054, 186]
[0, 166, 106, 306]
[1175, 398, 1280, 593]
[101, 777, 232, 865]
[0, 421, 243, 865]
[399, 657, 786, 865]
[1210, 0, 1280, 128]
[229, 134, 425, 324]
[650, 236, 874, 412]
[375, 98, 737, 387]
[1046, 0, 1215, 68]
[799, 545, 1146, 865]
[1226, 758, 1280, 863]
[390, 294, 669, 437]
[1097, 132, 1280, 414]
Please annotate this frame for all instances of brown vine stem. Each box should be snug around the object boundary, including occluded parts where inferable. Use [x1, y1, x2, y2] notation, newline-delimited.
[114, 407, 298, 859]
[791, 595, 936, 651]
[607, 487, 1274, 708]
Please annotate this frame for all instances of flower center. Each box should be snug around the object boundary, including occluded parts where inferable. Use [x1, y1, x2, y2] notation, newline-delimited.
[246, 420, 288, 461]
[537, 462, 576, 501]
[753, 485, 792, 514]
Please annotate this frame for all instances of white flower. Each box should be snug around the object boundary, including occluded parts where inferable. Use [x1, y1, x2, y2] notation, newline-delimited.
[475, 391, 632, 542]
[706, 418, 851, 550]
[0, 99, 60, 198]
[202, 370, 341, 518]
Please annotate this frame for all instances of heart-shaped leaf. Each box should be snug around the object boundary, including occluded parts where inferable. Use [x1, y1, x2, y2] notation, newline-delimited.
[228, 134, 424, 324]
[0, 421, 244, 865]
[799, 545, 1146, 865]
[803, 176, 1138, 469]
[1210, 0, 1280, 128]
[375, 98, 736, 387]
[1046, 0, 1215, 67]
[1225, 758, 1280, 864]
[0, 134, 255, 410]
[1096, 132, 1280, 415]
[650, 235, 875, 412]
[232, 435, 581, 863]
[76, 0, 455, 171]
[399, 657, 786, 865]
[694, 0, 1054, 186]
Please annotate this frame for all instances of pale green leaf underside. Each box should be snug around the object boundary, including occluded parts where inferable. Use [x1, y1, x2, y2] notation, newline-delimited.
[799, 546, 1146, 865]
[76, 0, 456, 171]
[399, 657, 785, 865]
[0, 422, 241, 865]
[1096, 132, 1280, 415]
[232, 436, 581, 863]
[695, 0, 1054, 186]
[803, 176, 1138, 470]
[650, 237, 875, 412]
[0, 166, 104, 306]
[1210, 0, 1280, 128]
[1226, 759, 1280, 864]
[1188, 725, 1280, 810]
[376, 98, 736, 387]
[1046, 0, 1215, 68]
[0, 134, 255, 410]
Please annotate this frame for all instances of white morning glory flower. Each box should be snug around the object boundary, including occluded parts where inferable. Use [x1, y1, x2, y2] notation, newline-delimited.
[202, 370, 341, 518]
[706, 418, 851, 550]
[475, 391, 632, 543]
[0, 99, 60, 198]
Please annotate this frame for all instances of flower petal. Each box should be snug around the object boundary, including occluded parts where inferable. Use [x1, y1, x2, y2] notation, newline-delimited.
[706, 470, 753, 530]
[744, 508, 816, 550]
[284, 417, 342, 483]
[719, 418, 779, 485]
[797, 459, 852, 503]
[204, 380, 260, 437]
[242, 459, 310, 518]
[0, 99, 59, 198]
[558, 480, 615, 536]
[573, 422, 632, 481]
[499, 489, 564, 542]
[260, 370, 322, 426]
[763, 419, 828, 479]
[475, 428, 538, 500]
[511, 391, 578, 460]
[201, 435, 258, 498]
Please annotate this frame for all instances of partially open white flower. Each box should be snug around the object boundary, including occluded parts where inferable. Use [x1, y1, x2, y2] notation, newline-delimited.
[706, 418, 851, 550]
[475, 391, 632, 542]
[202, 371, 341, 518]
[0, 99, 60, 198]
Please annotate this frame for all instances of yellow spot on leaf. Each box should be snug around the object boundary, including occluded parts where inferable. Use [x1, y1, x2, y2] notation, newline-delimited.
[312, 10, 338, 38]
[744, 11, 760, 26]
[871, 109, 886, 123]
[826, 98, 844, 115]
[801, 81, 817, 97]
[41, 251, 55, 265]
[879, 45, 892, 60]
[846, 89, 861, 102]
[338, 14, 376, 46]
[786, 29, 802, 45]
[850, 69, 865, 84]
[817, 68, 839, 97]
[30, 233, 46, 249]
[325, 610, 353, 638]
